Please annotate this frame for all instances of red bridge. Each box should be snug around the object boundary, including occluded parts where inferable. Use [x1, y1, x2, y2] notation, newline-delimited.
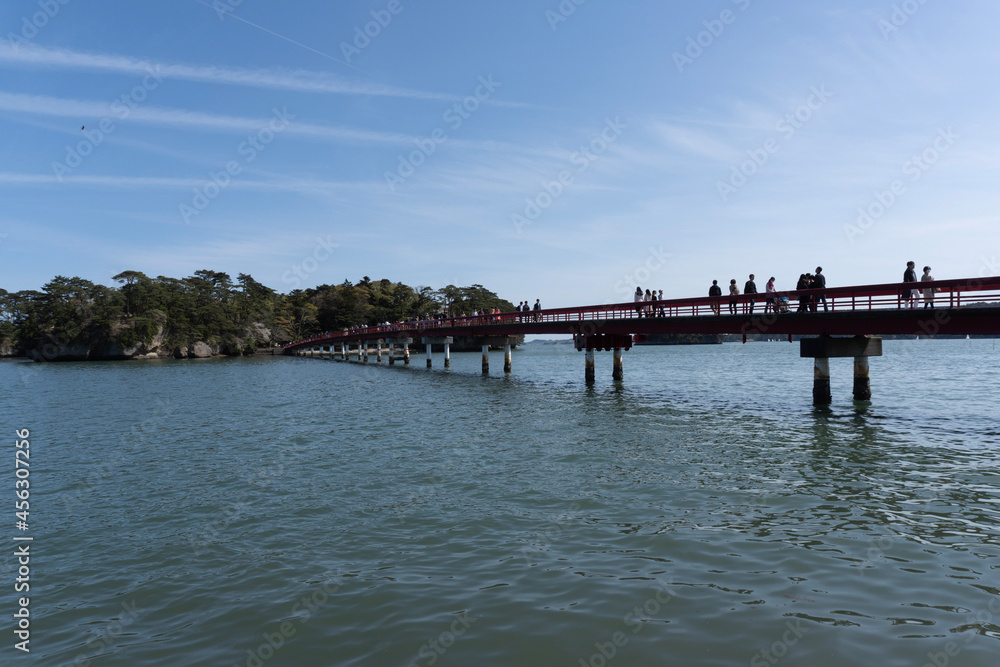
[285, 276, 1000, 404]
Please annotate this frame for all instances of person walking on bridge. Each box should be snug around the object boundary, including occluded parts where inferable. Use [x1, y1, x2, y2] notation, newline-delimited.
[796, 274, 810, 312]
[744, 274, 758, 314]
[812, 267, 827, 312]
[903, 261, 918, 308]
[764, 277, 776, 313]
[728, 279, 740, 315]
[921, 266, 936, 309]
[533, 299, 541, 321]
[634, 286, 644, 318]
[709, 280, 722, 314]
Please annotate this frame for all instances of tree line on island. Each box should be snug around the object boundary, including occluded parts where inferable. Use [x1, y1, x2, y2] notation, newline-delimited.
[0, 271, 514, 360]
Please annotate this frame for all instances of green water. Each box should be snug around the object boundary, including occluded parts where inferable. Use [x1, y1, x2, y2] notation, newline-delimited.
[3, 340, 999, 666]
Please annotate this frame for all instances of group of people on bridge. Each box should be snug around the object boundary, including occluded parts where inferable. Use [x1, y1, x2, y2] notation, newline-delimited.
[705, 268, 827, 315]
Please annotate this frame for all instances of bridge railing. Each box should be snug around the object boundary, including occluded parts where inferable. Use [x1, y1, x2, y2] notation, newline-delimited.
[286, 276, 1000, 348]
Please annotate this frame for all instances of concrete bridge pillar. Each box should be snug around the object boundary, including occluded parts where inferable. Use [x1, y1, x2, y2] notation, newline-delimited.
[613, 347, 624, 382]
[362, 341, 369, 363]
[421, 337, 452, 371]
[403, 342, 410, 365]
[504, 341, 512, 374]
[388, 343, 395, 365]
[800, 336, 882, 405]
[377, 340, 383, 363]
[585, 348, 596, 384]
[854, 356, 871, 401]
[813, 358, 831, 405]
[482, 344, 489, 374]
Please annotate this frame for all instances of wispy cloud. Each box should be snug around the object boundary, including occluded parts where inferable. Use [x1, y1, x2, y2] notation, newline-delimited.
[647, 121, 737, 163]
[0, 171, 380, 195]
[0, 90, 548, 155]
[0, 42, 534, 107]
[0, 91, 421, 145]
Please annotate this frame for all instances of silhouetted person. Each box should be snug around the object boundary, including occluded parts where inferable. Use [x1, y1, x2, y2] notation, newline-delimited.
[709, 280, 722, 314]
[813, 266, 827, 312]
[903, 261, 918, 308]
[744, 274, 757, 314]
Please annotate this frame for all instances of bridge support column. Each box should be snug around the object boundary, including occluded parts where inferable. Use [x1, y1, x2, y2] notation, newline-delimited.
[482, 344, 489, 375]
[362, 341, 369, 363]
[421, 337, 452, 371]
[377, 340, 383, 363]
[813, 358, 831, 405]
[504, 341, 512, 374]
[403, 342, 410, 365]
[389, 343, 395, 365]
[800, 336, 882, 405]
[853, 356, 871, 401]
[613, 347, 624, 382]
[575, 333, 631, 384]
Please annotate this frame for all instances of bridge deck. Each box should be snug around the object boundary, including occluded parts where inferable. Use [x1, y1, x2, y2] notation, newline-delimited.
[286, 276, 1000, 350]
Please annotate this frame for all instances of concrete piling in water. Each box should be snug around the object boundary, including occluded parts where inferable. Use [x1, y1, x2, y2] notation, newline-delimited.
[576, 333, 632, 384]
[482, 344, 489, 375]
[377, 340, 382, 363]
[504, 341, 512, 374]
[403, 343, 410, 365]
[389, 343, 395, 365]
[362, 341, 368, 363]
[800, 336, 882, 404]
[813, 358, 832, 405]
[421, 337, 451, 371]
[853, 356, 871, 401]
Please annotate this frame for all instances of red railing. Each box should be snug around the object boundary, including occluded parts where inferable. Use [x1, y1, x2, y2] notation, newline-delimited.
[285, 276, 1000, 349]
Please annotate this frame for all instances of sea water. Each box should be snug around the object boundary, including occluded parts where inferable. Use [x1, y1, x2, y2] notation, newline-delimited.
[2, 339, 998, 666]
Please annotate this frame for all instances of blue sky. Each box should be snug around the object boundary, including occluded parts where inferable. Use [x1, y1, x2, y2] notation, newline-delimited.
[2, 0, 999, 306]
